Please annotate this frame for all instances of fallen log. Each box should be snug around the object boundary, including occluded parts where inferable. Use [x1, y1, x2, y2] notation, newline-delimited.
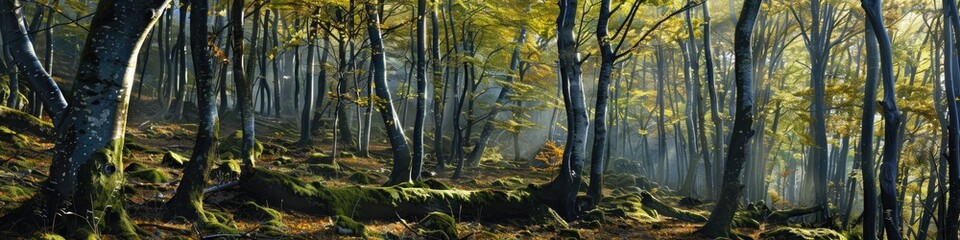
[639, 191, 707, 223]
[763, 205, 823, 224]
[239, 167, 548, 221]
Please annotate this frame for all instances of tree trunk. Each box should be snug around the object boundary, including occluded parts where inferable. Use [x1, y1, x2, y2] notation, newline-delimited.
[941, 0, 960, 238]
[166, 0, 219, 221]
[696, 0, 759, 236]
[0, 1, 169, 237]
[232, 0, 256, 168]
[862, 0, 903, 238]
[412, 0, 427, 180]
[367, 1, 413, 186]
[549, 0, 589, 219]
[0, 0, 67, 122]
[298, 11, 317, 146]
[587, 0, 614, 203]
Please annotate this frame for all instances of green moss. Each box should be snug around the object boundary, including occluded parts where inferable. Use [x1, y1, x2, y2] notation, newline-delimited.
[241, 202, 282, 221]
[307, 152, 334, 164]
[348, 172, 375, 184]
[212, 160, 242, 180]
[200, 208, 239, 234]
[161, 151, 189, 168]
[0, 185, 34, 202]
[124, 162, 149, 172]
[523, 205, 568, 230]
[27, 232, 65, 240]
[732, 211, 761, 228]
[241, 168, 538, 220]
[241, 202, 286, 236]
[422, 179, 452, 190]
[305, 163, 341, 178]
[603, 174, 637, 189]
[123, 141, 161, 154]
[491, 177, 525, 189]
[333, 215, 366, 236]
[759, 227, 847, 240]
[639, 191, 707, 223]
[583, 209, 605, 223]
[418, 212, 457, 240]
[127, 168, 170, 183]
[0, 126, 30, 148]
[0, 106, 53, 137]
[219, 130, 264, 158]
[598, 192, 658, 222]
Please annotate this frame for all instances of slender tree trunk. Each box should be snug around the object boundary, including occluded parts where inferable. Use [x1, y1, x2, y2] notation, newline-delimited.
[166, 0, 219, 220]
[232, 0, 256, 168]
[367, 1, 413, 186]
[298, 11, 317, 146]
[587, 0, 614, 202]
[862, 0, 903, 238]
[547, 0, 589, 219]
[431, 6, 446, 173]
[0, 0, 67, 122]
[696, 0, 759, 236]
[942, 0, 960, 237]
[412, 0, 427, 180]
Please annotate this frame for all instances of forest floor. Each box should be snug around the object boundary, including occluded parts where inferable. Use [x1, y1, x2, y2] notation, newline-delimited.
[0, 101, 846, 239]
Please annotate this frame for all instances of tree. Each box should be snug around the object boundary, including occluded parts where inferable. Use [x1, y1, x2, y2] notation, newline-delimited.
[548, 0, 589, 219]
[413, 0, 427, 180]
[166, 0, 219, 221]
[696, 0, 760, 236]
[0, 0, 67, 122]
[233, 0, 257, 169]
[862, 0, 903, 238]
[298, 9, 318, 146]
[941, 0, 960, 237]
[859, 19, 880, 240]
[367, 0, 413, 186]
[0, 0, 169, 236]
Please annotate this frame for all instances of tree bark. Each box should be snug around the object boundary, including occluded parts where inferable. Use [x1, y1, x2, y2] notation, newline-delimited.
[0, 1, 169, 237]
[412, 0, 427, 180]
[696, 0, 759, 236]
[0, 0, 67, 122]
[366, 1, 413, 186]
[232, 0, 256, 168]
[166, 0, 219, 221]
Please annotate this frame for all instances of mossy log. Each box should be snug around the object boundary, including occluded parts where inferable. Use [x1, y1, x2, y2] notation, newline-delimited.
[763, 205, 823, 224]
[239, 167, 544, 221]
[0, 106, 53, 138]
[639, 191, 707, 223]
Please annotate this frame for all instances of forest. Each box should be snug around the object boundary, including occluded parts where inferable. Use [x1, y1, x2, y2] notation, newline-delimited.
[0, 0, 951, 239]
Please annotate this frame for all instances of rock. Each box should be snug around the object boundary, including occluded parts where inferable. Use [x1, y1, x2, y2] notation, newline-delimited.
[333, 215, 366, 236]
[161, 151, 189, 168]
[241, 202, 286, 236]
[124, 162, 150, 172]
[212, 160, 242, 180]
[307, 152, 334, 164]
[219, 130, 264, 158]
[635, 176, 659, 190]
[528, 205, 569, 230]
[760, 227, 846, 240]
[598, 192, 658, 221]
[610, 158, 643, 174]
[418, 212, 457, 240]
[127, 167, 170, 183]
[583, 209, 605, 223]
[306, 163, 341, 178]
[557, 228, 582, 239]
[604, 174, 636, 189]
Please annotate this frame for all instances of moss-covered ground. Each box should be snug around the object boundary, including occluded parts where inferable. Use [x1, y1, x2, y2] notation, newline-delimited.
[0, 103, 849, 239]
